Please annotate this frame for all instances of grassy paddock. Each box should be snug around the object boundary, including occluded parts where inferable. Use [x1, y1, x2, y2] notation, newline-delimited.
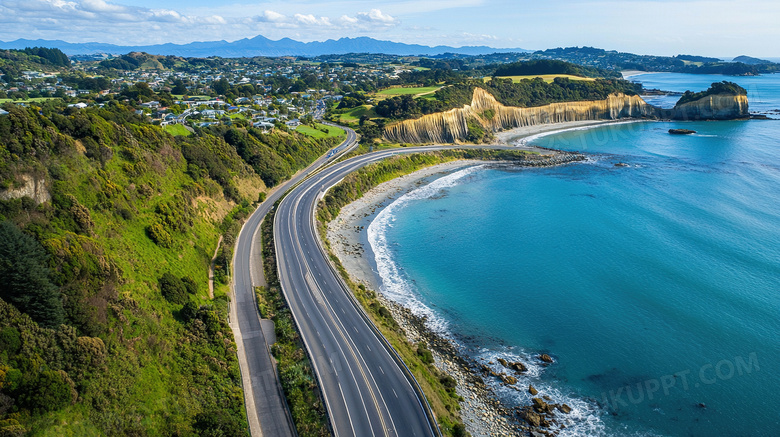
[333, 105, 376, 124]
[296, 123, 346, 140]
[0, 97, 60, 103]
[162, 124, 192, 136]
[377, 86, 442, 96]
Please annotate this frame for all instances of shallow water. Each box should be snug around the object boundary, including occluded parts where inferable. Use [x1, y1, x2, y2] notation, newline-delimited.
[368, 74, 780, 436]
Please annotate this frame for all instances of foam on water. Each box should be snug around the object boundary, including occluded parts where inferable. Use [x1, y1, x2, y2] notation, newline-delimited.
[367, 165, 485, 334]
[474, 347, 608, 436]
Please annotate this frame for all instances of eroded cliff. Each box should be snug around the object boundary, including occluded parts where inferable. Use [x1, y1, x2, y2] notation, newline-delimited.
[670, 94, 749, 120]
[383, 88, 658, 144]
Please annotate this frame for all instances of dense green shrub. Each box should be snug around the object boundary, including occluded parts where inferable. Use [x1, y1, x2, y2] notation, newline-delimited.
[159, 272, 189, 305]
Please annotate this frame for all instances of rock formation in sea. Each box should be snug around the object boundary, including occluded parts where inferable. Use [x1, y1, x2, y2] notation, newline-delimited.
[382, 88, 657, 144]
[669, 94, 749, 120]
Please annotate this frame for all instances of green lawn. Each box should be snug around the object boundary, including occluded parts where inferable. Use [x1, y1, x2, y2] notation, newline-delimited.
[333, 105, 376, 124]
[376, 86, 442, 96]
[488, 74, 596, 83]
[296, 123, 346, 140]
[163, 124, 192, 137]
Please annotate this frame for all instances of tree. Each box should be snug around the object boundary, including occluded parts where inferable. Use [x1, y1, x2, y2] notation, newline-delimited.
[0, 221, 64, 328]
[212, 78, 230, 96]
[172, 80, 188, 95]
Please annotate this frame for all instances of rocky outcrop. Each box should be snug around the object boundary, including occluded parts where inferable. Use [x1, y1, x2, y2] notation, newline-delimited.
[383, 88, 658, 144]
[669, 94, 749, 120]
[0, 174, 50, 204]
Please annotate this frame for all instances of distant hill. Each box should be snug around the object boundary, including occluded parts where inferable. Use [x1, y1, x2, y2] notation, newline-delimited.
[732, 55, 773, 65]
[530, 47, 780, 76]
[0, 35, 529, 58]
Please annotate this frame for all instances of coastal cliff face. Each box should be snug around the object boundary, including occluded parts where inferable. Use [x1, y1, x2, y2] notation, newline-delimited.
[670, 95, 749, 120]
[383, 88, 658, 144]
[0, 174, 50, 204]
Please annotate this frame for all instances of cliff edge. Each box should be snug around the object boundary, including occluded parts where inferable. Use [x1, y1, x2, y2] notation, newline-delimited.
[669, 94, 749, 120]
[668, 81, 749, 120]
[383, 88, 657, 144]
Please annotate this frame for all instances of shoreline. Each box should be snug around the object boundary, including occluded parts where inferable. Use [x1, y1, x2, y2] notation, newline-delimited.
[325, 123, 605, 436]
[494, 119, 644, 148]
[326, 161, 527, 436]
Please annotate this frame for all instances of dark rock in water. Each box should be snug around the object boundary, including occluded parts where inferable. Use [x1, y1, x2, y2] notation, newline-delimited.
[532, 397, 553, 414]
[750, 114, 771, 120]
[529, 385, 539, 395]
[669, 129, 697, 135]
[539, 353, 554, 363]
[614, 162, 630, 167]
[499, 373, 518, 385]
[520, 410, 542, 427]
[497, 358, 508, 367]
[558, 404, 573, 414]
[697, 403, 707, 409]
[510, 361, 528, 373]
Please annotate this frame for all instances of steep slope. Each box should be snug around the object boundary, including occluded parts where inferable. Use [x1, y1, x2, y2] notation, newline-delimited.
[0, 102, 340, 436]
[383, 88, 657, 143]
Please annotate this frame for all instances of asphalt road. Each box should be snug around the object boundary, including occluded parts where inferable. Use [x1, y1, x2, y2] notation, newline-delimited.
[273, 147, 469, 437]
[231, 126, 358, 437]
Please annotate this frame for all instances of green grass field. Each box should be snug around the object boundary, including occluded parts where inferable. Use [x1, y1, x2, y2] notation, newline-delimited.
[163, 124, 192, 136]
[488, 74, 596, 83]
[333, 105, 376, 124]
[0, 97, 60, 104]
[296, 123, 346, 140]
[376, 86, 442, 96]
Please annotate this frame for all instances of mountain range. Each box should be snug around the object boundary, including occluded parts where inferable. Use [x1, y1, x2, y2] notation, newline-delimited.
[0, 35, 528, 58]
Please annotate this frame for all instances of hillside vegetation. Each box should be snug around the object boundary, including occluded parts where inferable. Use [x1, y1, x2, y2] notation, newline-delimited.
[0, 100, 341, 436]
[493, 59, 618, 78]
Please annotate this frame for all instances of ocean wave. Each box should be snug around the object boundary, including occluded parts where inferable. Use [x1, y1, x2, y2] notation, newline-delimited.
[367, 165, 485, 334]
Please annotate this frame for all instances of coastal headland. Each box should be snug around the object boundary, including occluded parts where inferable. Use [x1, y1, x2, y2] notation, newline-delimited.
[383, 84, 749, 144]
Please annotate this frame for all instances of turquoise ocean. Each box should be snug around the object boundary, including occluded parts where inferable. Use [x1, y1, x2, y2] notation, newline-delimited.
[367, 73, 780, 436]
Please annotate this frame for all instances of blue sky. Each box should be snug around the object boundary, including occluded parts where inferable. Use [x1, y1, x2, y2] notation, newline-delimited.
[1, 0, 778, 57]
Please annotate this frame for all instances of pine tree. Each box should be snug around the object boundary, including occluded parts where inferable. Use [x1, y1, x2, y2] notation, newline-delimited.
[0, 221, 64, 329]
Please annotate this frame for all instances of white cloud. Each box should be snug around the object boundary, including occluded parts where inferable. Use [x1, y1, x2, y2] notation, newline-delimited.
[255, 10, 286, 23]
[294, 14, 331, 26]
[357, 9, 397, 24]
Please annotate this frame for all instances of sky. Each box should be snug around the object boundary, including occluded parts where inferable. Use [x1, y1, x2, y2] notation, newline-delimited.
[1, 0, 778, 57]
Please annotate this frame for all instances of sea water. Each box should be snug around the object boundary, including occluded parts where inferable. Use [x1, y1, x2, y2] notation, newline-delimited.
[367, 73, 780, 436]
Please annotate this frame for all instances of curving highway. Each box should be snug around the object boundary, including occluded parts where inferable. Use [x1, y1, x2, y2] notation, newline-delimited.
[273, 147, 479, 437]
[231, 126, 357, 436]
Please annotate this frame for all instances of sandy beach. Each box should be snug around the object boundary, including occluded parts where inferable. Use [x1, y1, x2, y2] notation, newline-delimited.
[323, 121, 607, 436]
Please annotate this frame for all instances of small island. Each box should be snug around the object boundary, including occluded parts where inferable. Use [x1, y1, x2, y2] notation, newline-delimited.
[669, 129, 697, 135]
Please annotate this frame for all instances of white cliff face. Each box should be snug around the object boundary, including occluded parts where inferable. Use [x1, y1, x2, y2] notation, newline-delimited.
[383, 88, 657, 144]
[671, 95, 749, 120]
[0, 174, 50, 204]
